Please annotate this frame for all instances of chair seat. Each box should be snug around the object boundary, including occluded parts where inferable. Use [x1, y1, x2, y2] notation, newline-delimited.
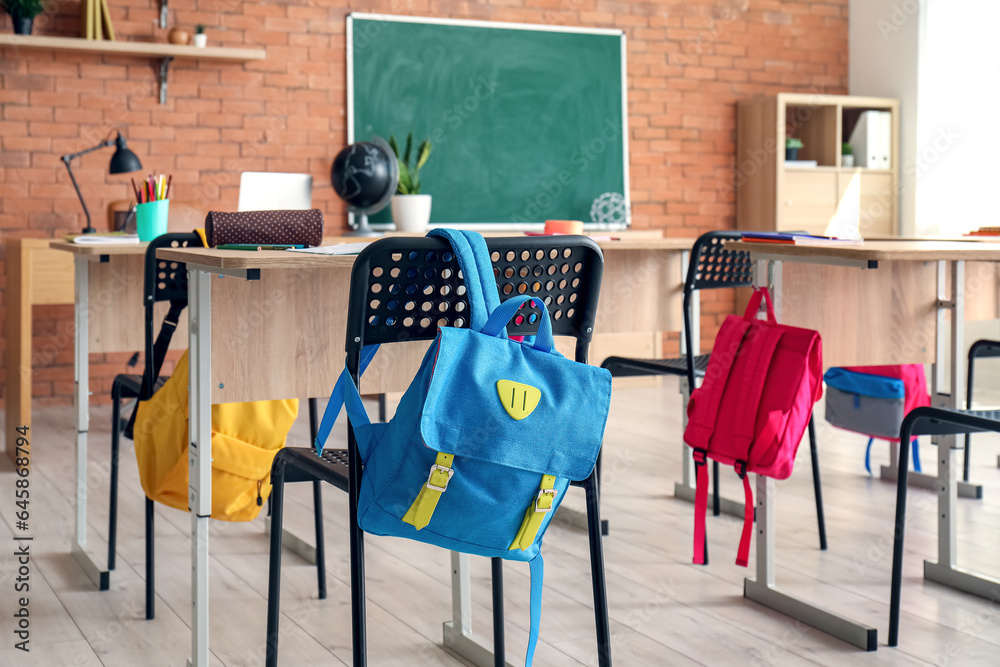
[276, 447, 350, 491]
[602, 353, 711, 378]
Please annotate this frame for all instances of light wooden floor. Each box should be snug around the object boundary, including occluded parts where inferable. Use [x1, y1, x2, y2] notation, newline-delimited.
[3, 380, 1000, 666]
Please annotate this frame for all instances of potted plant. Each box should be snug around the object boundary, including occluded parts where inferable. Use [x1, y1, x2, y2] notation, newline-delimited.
[389, 133, 432, 232]
[785, 137, 803, 161]
[841, 142, 854, 168]
[193, 23, 207, 47]
[2, 0, 46, 35]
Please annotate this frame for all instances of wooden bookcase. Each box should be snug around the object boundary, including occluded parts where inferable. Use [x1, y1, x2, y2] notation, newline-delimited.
[736, 93, 900, 238]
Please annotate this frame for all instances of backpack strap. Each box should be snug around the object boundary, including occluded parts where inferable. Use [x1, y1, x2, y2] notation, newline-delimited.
[401, 452, 456, 530]
[509, 474, 558, 551]
[692, 449, 710, 565]
[525, 555, 544, 667]
[684, 319, 751, 448]
[314, 344, 380, 454]
[428, 229, 501, 332]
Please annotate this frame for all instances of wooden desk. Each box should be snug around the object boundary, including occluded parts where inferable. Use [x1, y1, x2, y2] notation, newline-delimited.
[157, 237, 694, 667]
[5, 239, 74, 462]
[727, 239, 1000, 652]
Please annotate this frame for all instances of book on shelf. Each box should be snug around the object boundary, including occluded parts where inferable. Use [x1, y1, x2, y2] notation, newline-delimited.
[741, 232, 864, 246]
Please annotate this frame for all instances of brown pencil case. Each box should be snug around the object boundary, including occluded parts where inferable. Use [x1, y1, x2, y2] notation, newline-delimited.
[205, 209, 324, 247]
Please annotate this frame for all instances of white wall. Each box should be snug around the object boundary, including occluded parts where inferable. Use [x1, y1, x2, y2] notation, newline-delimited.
[849, 0, 923, 236]
[915, 0, 1000, 236]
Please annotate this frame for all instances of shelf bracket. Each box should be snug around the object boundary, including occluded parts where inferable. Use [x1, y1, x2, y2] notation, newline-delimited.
[157, 56, 173, 105]
[159, 0, 168, 29]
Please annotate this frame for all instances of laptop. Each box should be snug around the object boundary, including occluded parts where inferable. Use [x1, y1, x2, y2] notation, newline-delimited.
[237, 172, 313, 211]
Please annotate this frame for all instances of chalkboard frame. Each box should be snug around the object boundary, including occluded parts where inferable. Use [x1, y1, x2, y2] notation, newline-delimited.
[346, 13, 630, 231]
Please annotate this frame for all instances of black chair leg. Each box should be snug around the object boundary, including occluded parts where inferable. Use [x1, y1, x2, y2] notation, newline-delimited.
[349, 438, 368, 667]
[964, 357, 975, 482]
[491, 557, 505, 667]
[145, 497, 154, 620]
[595, 450, 609, 536]
[888, 419, 914, 647]
[265, 458, 286, 667]
[377, 393, 387, 423]
[108, 383, 122, 573]
[711, 461, 720, 516]
[584, 473, 612, 667]
[807, 416, 827, 551]
[307, 398, 327, 600]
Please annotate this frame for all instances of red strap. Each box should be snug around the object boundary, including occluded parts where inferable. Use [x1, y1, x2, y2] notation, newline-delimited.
[692, 457, 709, 565]
[732, 324, 784, 446]
[686, 318, 751, 448]
[735, 471, 754, 567]
[743, 286, 777, 325]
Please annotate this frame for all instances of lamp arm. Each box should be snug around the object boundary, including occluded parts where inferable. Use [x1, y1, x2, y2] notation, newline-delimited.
[60, 138, 115, 163]
[62, 155, 93, 233]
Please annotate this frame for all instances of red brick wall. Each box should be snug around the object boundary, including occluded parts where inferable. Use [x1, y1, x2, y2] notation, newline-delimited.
[0, 0, 848, 405]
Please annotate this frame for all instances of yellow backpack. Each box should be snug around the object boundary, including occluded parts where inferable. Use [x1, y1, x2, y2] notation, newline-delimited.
[133, 350, 299, 522]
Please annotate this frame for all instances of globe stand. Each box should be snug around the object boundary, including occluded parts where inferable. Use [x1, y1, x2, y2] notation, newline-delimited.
[346, 211, 383, 237]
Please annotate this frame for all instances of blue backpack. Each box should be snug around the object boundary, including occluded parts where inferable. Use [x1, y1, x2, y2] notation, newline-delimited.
[315, 229, 611, 665]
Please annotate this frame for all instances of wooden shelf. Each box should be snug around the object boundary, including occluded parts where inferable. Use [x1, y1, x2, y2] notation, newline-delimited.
[0, 33, 265, 61]
[0, 34, 265, 103]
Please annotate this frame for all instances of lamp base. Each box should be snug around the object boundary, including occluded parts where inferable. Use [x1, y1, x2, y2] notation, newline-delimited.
[346, 212, 384, 237]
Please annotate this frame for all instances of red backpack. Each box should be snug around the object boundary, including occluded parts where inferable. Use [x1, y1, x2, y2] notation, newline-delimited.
[684, 287, 823, 566]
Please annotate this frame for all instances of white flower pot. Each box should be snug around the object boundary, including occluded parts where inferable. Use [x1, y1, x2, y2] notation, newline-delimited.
[842, 154, 854, 167]
[391, 194, 432, 233]
[193, 33, 207, 48]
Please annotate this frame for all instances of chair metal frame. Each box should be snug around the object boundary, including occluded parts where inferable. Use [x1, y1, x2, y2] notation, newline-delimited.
[963, 339, 1000, 481]
[265, 235, 612, 666]
[888, 406, 1000, 647]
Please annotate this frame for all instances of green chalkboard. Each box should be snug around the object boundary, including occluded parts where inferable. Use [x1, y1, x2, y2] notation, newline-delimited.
[348, 15, 628, 228]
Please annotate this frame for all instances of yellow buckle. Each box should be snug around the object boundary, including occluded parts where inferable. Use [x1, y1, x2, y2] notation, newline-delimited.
[534, 488, 557, 513]
[426, 464, 454, 492]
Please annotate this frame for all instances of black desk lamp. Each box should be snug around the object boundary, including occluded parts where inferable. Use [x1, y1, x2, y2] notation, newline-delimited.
[61, 131, 143, 234]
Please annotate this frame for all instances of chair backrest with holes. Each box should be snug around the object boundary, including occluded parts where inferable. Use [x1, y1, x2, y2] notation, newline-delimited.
[345, 236, 604, 366]
[140, 233, 202, 399]
[681, 231, 753, 388]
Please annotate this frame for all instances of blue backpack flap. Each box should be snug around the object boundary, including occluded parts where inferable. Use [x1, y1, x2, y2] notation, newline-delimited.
[823, 367, 906, 440]
[316, 229, 611, 666]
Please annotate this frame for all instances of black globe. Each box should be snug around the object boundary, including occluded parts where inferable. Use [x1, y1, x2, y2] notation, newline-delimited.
[331, 141, 395, 211]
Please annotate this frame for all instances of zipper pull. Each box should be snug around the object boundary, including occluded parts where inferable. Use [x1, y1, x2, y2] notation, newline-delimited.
[256, 478, 264, 506]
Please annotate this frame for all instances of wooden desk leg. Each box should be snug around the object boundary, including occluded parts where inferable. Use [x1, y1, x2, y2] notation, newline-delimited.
[68, 256, 110, 591]
[188, 268, 213, 667]
[5, 240, 31, 464]
[743, 259, 877, 651]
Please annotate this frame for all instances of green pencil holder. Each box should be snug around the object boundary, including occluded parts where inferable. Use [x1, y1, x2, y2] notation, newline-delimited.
[136, 199, 169, 242]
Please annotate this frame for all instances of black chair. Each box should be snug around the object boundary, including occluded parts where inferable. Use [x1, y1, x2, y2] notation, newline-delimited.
[601, 231, 827, 551]
[888, 406, 1000, 646]
[106, 233, 327, 619]
[265, 236, 612, 666]
[963, 339, 1000, 481]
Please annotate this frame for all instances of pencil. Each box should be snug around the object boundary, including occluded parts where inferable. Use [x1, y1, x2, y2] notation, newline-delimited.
[165, 174, 172, 199]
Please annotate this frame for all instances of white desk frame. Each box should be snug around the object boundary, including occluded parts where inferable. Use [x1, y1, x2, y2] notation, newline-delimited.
[183, 263, 510, 667]
[742, 253, 1000, 651]
[71, 256, 111, 591]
